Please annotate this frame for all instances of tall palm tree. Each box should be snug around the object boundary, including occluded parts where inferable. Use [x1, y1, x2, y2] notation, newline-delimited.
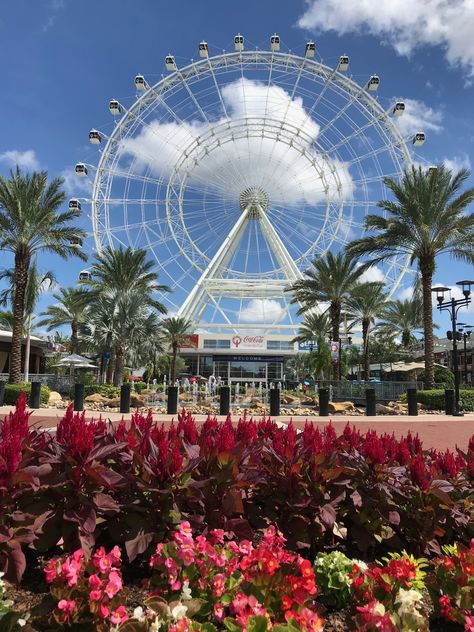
[348, 165, 474, 389]
[0, 168, 86, 383]
[83, 246, 170, 312]
[379, 298, 423, 349]
[285, 353, 309, 383]
[0, 260, 55, 381]
[159, 317, 194, 385]
[346, 282, 388, 381]
[293, 312, 332, 383]
[38, 287, 89, 354]
[287, 251, 365, 378]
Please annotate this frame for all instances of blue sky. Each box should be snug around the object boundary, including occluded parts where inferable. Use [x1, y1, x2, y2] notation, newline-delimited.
[1, 0, 474, 333]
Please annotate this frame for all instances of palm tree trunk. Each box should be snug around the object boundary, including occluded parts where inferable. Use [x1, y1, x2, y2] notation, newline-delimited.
[330, 301, 341, 379]
[363, 319, 370, 381]
[24, 319, 32, 382]
[402, 329, 410, 349]
[421, 269, 434, 389]
[9, 253, 30, 384]
[170, 345, 178, 385]
[106, 346, 116, 384]
[71, 321, 78, 354]
[114, 346, 125, 387]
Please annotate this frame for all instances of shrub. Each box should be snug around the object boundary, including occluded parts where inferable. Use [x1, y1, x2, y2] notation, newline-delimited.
[418, 366, 455, 388]
[3, 381, 49, 405]
[313, 551, 356, 609]
[83, 383, 120, 399]
[405, 389, 474, 411]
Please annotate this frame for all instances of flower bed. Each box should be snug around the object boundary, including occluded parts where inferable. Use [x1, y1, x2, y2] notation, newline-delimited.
[0, 394, 473, 629]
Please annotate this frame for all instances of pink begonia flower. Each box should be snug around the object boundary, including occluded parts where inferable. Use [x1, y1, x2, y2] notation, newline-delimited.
[212, 573, 226, 598]
[110, 605, 128, 625]
[108, 545, 121, 565]
[57, 599, 76, 621]
[238, 540, 252, 554]
[209, 528, 225, 544]
[89, 589, 102, 601]
[44, 560, 58, 584]
[170, 579, 182, 591]
[105, 570, 123, 598]
[214, 603, 225, 621]
[88, 574, 102, 590]
[99, 603, 109, 618]
[61, 557, 81, 587]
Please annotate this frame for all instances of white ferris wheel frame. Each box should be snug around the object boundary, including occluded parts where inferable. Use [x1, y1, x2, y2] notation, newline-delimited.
[89, 49, 414, 332]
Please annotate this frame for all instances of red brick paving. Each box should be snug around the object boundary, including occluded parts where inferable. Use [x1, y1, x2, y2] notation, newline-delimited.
[2, 406, 472, 452]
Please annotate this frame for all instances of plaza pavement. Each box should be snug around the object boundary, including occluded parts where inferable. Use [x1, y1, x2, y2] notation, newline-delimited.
[1, 405, 473, 452]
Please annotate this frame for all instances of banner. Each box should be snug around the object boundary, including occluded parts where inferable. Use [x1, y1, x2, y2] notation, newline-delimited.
[231, 334, 265, 350]
[330, 341, 339, 363]
[298, 340, 317, 351]
[179, 334, 199, 349]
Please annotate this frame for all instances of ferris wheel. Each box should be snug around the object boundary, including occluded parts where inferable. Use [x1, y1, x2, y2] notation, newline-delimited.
[77, 35, 423, 332]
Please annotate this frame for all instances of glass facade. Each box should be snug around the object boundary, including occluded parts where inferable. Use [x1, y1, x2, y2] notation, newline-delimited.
[267, 340, 294, 350]
[203, 339, 231, 349]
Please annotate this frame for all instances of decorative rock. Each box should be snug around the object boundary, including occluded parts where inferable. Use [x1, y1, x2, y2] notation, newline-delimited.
[48, 391, 62, 404]
[328, 401, 356, 414]
[85, 393, 108, 403]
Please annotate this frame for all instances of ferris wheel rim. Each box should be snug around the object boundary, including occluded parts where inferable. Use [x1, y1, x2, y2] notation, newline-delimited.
[89, 47, 415, 320]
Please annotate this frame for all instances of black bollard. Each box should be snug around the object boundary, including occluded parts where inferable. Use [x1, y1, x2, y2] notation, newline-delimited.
[269, 387, 280, 417]
[219, 386, 231, 416]
[407, 388, 418, 416]
[74, 383, 85, 412]
[365, 388, 376, 416]
[120, 383, 131, 414]
[30, 381, 41, 409]
[167, 386, 178, 415]
[0, 382, 4, 406]
[445, 389, 455, 416]
[318, 387, 329, 417]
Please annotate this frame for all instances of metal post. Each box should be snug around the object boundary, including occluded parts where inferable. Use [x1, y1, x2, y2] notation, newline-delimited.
[451, 298, 462, 415]
[445, 389, 455, 415]
[365, 388, 376, 416]
[463, 333, 468, 385]
[269, 387, 280, 416]
[0, 382, 5, 406]
[407, 388, 418, 416]
[120, 383, 131, 414]
[167, 386, 178, 415]
[219, 385, 230, 415]
[74, 383, 85, 412]
[318, 387, 329, 416]
[30, 381, 41, 409]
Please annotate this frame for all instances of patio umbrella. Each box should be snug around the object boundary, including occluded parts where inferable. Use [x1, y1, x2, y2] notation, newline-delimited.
[54, 354, 97, 381]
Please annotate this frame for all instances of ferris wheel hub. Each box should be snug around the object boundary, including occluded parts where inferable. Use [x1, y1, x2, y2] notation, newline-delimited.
[240, 187, 269, 217]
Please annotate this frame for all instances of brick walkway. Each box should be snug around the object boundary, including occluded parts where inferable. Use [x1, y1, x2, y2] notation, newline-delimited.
[2, 405, 473, 452]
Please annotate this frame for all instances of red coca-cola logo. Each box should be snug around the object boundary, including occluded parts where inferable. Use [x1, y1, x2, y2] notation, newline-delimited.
[232, 335, 264, 347]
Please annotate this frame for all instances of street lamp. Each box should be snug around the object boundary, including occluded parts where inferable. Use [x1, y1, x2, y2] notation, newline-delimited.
[432, 281, 474, 415]
[457, 323, 473, 385]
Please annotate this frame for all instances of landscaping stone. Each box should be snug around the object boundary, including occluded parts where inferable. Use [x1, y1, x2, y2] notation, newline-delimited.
[328, 401, 356, 414]
[84, 393, 108, 403]
[47, 391, 62, 405]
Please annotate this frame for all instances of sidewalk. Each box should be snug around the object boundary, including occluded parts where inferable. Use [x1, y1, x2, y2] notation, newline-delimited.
[1, 405, 473, 451]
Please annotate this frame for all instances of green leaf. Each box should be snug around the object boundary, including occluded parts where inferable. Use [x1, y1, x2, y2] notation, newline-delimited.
[247, 615, 269, 632]
[224, 617, 242, 632]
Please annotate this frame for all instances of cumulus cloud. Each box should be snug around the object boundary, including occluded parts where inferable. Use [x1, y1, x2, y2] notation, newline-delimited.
[357, 264, 385, 284]
[393, 98, 443, 137]
[442, 153, 471, 173]
[297, 0, 474, 76]
[239, 299, 284, 323]
[60, 167, 92, 196]
[121, 77, 354, 206]
[0, 149, 41, 171]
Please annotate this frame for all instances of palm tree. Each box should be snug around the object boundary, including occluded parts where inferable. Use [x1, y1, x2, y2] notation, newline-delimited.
[159, 317, 194, 385]
[38, 287, 89, 354]
[346, 282, 388, 381]
[82, 290, 160, 386]
[379, 298, 423, 349]
[0, 260, 55, 381]
[293, 312, 332, 383]
[287, 251, 365, 378]
[285, 353, 309, 383]
[348, 165, 474, 389]
[0, 168, 86, 383]
[83, 246, 170, 312]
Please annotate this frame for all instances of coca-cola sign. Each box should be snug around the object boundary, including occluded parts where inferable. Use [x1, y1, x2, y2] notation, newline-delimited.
[231, 334, 265, 349]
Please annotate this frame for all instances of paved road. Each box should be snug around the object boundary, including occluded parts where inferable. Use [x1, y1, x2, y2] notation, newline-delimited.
[1, 406, 473, 452]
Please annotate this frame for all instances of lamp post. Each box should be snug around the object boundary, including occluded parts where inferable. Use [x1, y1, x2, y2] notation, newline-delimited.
[432, 281, 474, 416]
[457, 324, 473, 385]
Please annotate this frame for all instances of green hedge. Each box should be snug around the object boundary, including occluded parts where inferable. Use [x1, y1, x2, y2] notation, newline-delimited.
[402, 388, 474, 411]
[83, 384, 120, 398]
[3, 382, 50, 405]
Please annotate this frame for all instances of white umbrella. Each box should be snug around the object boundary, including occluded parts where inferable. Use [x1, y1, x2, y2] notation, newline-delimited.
[55, 354, 98, 382]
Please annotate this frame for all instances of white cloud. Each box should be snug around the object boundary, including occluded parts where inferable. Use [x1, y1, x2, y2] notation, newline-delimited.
[0, 149, 41, 171]
[121, 77, 354, 206]
[60, 167, 92, 196]
[297, 0, 474, 76]
[357, 264, 385, 284]
[239, 299, 284, 323]
[393, 98, 443, 137]
[397, 286, 416, 301]
[442, 153, 471, 173]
